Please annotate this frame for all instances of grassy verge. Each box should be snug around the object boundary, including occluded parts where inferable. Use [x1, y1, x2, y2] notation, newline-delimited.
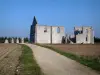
[36, 43, 100, 72]
[18, 44, 44, 75]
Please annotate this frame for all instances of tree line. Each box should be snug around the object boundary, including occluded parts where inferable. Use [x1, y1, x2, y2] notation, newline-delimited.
[0, 37, 29, 43]
[94, 37, 100, 43]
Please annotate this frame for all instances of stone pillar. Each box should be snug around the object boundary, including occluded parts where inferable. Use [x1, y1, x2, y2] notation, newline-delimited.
[5, 39, 9, 43]
[21, 38, 24, 43]
[16, 38, 19, 43]
[11, 38, 14, 43]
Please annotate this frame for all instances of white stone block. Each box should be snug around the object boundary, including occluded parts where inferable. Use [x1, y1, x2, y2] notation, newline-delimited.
[16, 38, 19, 43]
[21, 38, 24, 43]
[11, 38, 14, 43]
[5, 39, 9, 43]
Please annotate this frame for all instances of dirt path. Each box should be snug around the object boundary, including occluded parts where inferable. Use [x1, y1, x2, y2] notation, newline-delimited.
[26, 44, 100, 75]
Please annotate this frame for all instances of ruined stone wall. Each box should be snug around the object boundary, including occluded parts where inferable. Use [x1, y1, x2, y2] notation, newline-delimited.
[52, 26, 65, 44]
[75, 26, 94, 44]
[83, 27, 94, 44]
[74, 27, 83, 31]
[35, 25, 65, 44]
[36, 25, 51, 43]
[76, 34, 86, 43]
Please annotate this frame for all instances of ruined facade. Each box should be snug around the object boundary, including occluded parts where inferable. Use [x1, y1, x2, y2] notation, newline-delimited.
[30, 16, 94, 44]
[74, 27, 94, 44]
[30, 16, 65, 44]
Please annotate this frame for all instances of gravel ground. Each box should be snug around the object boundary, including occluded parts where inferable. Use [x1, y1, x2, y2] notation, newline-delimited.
[26, 44, 100, 75]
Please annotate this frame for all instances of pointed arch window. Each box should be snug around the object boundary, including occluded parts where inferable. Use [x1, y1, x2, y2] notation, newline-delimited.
[57, 27, 60, 33]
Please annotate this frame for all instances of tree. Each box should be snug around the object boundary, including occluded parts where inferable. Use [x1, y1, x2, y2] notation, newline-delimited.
[24, 37, 29, 43]
[14, 37, 17, 43]
[18, 37, 21, 43]
[0, 37, 5, 43]
[8, 37, 12, 43]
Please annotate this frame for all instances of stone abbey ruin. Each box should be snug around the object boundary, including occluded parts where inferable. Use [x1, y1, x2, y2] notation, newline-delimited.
[30, 16, 94, 44]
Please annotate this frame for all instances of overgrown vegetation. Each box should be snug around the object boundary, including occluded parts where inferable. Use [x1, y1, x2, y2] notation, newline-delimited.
[36, 43, 100, 72]
[18, 44, 44, 75]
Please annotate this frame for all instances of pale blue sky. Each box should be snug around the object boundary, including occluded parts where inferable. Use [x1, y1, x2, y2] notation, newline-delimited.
[0, 0, 100, 37]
